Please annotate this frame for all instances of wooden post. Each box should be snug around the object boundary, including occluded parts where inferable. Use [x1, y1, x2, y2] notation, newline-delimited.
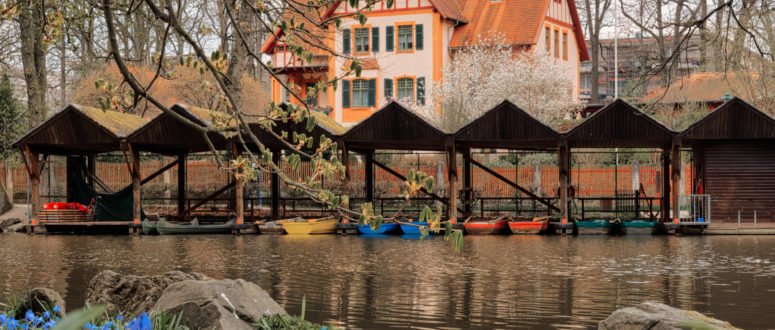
[448, 145, 458, 222]
[463, 148, 472, 215]
[661, 148, 671, 223]
[271, 150, 280, 221]
[177, 155, 186, 216]
[365, 151, 374, 204]
[342, 142, 350, 194]
[87, 154, 96, 190]
[558, 143, 569, 223]
[671, 143, 682, 223]
[65, 156, 76, 202]
[234, 150, 244, 225]
[692, 144, 704, 194]
[131, 149, 141, 226]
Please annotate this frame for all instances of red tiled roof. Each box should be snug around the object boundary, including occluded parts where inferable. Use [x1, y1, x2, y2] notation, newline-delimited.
[640, 72, 750, 103]
[450, 0, 550, 48]
[428, 0, 467, 23]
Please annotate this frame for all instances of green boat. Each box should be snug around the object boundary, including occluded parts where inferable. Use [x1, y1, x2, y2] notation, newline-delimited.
[621, 220, 658, 235]
[141, 219, 158, 235]
[575, 219, 623, 235]
[156, 218, 235, 235]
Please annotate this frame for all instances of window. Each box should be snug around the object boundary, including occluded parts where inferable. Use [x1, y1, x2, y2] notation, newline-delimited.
[352, 79, 370, 107]
[545, 26, 550, 52]
[276, 45, 285, 52]
[355, 28, 369, 53]
[398, 25, 413, 51]
[554, 29, 559, 57]
[562, 32, 568, 60]
[397, 77, 413, 102]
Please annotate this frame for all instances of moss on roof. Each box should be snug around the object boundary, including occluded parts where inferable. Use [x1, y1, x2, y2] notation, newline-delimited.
[78, 106, 148, 137]
[310, 110, 347, 135]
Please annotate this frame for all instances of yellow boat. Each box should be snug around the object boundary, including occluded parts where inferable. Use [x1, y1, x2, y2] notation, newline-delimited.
[282, 217, 339, 235]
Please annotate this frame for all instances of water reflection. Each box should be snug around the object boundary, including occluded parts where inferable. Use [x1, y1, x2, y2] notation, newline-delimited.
[1, 234, 774, 328]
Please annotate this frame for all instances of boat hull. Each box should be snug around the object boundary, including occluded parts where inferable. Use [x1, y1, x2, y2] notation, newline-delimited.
[156, 219, 234, 235]
[509, 220, 549, 235]
[358, 223, 401, 235]
[464, 219, 509, 235]
[575, 220, 619, 235]
[141, 220, 158, 235]
[621, 220, 658, 235]
[399, 221, 429, 235]
[283, 219, 338, 235]
[258, 220, 286, 234]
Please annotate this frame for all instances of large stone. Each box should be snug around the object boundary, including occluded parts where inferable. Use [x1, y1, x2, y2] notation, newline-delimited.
[0, 217, 21, 230]
[5, 222, 26, 233]
[85, 270, 208, 315]
[28, 288, 66, 317]
[599, 301, 739, 330]
[154, 279, 286, 330]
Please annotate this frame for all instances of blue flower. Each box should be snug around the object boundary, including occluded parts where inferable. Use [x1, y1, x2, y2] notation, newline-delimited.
[34, 316, 44, 326]
[52, 305, 61, 313]
[116, 314, 123, 321]
[25, 310, 34, 322]
[6, 319, 20, 330]
[0, 314, 6, 323]
[43, 320, 56, 329]
[43, 311, 50, 319]
[127, 311, 151, 330]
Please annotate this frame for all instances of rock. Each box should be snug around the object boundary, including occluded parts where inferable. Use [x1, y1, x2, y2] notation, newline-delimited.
[5, 222, 26, 233]
[599, 301, 739, 330]
[154, 279, 286, 330]
[28, 288, 66, 317]
[0, 217, 21, 230]
[85, 270, 208, 315]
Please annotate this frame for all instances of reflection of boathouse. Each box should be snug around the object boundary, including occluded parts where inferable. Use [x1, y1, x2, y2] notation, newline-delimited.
[12, 97, 775, 233]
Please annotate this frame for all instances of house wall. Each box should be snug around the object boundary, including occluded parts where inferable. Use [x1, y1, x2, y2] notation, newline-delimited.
[535, 0, 581, 100]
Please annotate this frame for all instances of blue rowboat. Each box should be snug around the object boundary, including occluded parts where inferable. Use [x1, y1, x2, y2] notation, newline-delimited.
[399, 221, 429, 235]
[575, 219, 623, 235]
[358, 222, 401, 235]
[621, 220, 658, 235]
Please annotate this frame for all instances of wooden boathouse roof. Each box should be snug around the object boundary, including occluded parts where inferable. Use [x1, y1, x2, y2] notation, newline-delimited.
[13, 104, 149, 155]
[342, 101, 449, 151]
[679, 97, 775, 145]
[454, 100, 561, 149]
[565, 99, 675, 148]
[127, 104, 231, 155]
[243, 104, 346, 151]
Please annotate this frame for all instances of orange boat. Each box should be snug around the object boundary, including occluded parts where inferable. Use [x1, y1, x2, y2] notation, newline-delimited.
[463, 216, 510, 235]
[509, 217, 550, 235]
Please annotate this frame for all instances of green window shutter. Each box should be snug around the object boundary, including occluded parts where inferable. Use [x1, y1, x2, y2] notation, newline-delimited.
[415, 24, 424, 50]
[343, 29, 351, 54]
[342, 80, 351, 108]
[416, 77, 425, 105]
[368, 79, 377, 107]
[384, 78, 393, 99]
[372, 27, 379, 52]
[386, 26, 394, 51]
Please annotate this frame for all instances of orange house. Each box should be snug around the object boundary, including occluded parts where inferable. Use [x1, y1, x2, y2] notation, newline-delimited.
[262, 0, 589, 127]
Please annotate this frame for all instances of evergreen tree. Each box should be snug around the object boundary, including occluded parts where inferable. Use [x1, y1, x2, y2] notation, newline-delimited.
[0, 73, 25, 159]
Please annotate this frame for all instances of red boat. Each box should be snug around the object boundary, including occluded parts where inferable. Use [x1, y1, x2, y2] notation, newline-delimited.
[509, 217, 550, 235]
[463, 216, 510, 235]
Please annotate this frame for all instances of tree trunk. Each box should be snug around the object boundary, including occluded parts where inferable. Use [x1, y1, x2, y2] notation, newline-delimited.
[224, 2, 252, 109]
[18, 0, 49, 127]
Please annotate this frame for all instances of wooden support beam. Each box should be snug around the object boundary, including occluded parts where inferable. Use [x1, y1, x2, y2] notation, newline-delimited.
[342, 142, 350, 194]
[661, 148, 671, 223]
[130, 147, 141, 225]
[22, 146, 41, 229]
[141, 158, 180, 185]
[468, 157, 560, 212]
[178, 181, 237, 220]
[365, 152, 374, 204]
[448, 145, 458, 221]
[463, 149, 472, 214]
[372, 158, 466, 214]
[234, 149, 244, 225]
[271, 151, 280, 221]
[87, 154, 96, 190]
[559, 144, 569, 221]
[671, 143, 682, 222]
[177, 155, 187, 216]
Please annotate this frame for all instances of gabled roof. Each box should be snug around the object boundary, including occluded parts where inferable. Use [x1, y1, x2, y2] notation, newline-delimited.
[641, 72, 747, 104]
[127, 104, 231, 154]
[13, 104, 149, 155]
[449, 0, 590, 61]
[680, 97, 775, 143]
[566, 99, 675, 148]
[454, 100, 560, 149]
[242, 104, 345, 151]
[342, 101, 449, 151]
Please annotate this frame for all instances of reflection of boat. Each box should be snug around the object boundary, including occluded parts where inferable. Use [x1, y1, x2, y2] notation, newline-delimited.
[464, 216, 510, 235]
[509, 217, 550, 235]
[621, 220, 658, 235]
[282, 218, 338, 235]
[399, 221, 428, 235]
[576, 219, 622, 235]
[156, 218, 234, 235]
[358, 222, 401, 235]
[141, 219, 157, 235]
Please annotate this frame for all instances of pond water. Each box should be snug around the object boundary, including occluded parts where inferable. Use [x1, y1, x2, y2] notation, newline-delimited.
[1, 234, 774, 329]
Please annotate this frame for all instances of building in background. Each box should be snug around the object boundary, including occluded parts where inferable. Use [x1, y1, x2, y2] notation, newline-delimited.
[262, 0, 589, 126]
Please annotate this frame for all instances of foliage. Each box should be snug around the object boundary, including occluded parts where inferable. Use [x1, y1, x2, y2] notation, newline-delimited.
[418, 33, 578, 132]
[0, 304, 186, 330]
[0, 73, 25, 159]
[255, 296, 336, 330]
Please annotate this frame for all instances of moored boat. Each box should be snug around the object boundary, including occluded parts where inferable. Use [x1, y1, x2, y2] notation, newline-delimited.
[398, 221, 429, 235]
[141, 219, 158, 235]
[621, 220, 658, 235]
[464, 216, 510, 235]
[156, 218, 234, 235]
[575, 219, 622, 235]
[257, 218, 297, 234]
[358, 222, 401, 235]
[509, 216, 550, 235]
[282, 217, 338, 235]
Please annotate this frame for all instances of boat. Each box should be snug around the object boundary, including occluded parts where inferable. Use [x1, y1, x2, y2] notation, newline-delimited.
[575, 219, 623, 235]
[509, 216, 550, 235]
[156, 218, 235, 235]
[357, 222, 401, 235]
[621, 220, 658, 235]
[141, 219, 158, 235]
[464, 216, 510, 235]
[257, 218, 296, 234]
[282, 217, 338, 235]
[398, 221, 429, 235]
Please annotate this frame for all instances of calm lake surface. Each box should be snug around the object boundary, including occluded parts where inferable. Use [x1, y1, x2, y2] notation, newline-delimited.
[1, 234, 774, 329]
